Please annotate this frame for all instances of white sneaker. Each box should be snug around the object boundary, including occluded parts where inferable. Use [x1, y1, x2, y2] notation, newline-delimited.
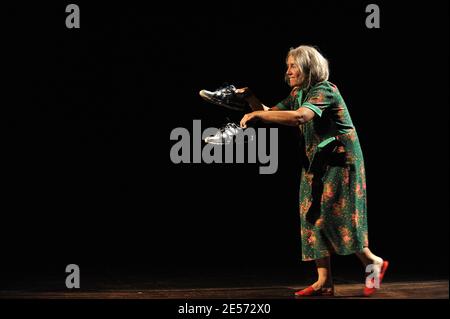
[204, 122, 254, 145]
[199, 84, 249, 111]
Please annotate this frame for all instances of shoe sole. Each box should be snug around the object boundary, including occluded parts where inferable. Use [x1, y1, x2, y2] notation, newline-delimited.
[204, 139, 253, 145]
[204, 140, 231, 145]
[199, 90, 247, 112]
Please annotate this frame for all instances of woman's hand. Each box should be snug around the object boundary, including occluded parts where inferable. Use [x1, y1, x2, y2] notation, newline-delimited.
[236, 87, 266, 111]
[240, 111, 265, 128]
[235, 87, 253, 100]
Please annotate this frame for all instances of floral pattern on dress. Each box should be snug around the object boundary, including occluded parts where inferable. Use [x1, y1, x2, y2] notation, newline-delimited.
[277, 81, 369, 261]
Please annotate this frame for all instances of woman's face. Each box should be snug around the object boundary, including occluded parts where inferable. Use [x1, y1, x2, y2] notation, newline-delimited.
[286, 55, 303, 87]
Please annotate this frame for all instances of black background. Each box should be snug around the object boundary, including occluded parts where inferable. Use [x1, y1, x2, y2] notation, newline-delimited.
[2, 0, 448, 288]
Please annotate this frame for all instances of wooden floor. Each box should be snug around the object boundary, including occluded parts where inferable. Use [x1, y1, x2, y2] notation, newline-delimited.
[0, 280, 447, 299]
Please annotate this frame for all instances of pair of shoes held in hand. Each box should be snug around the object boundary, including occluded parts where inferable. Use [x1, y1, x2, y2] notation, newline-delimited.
[200, 84, 253, 145]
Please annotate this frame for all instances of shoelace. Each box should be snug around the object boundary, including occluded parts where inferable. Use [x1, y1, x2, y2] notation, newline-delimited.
[216, 84, 237, 97]
[211, 123, 241, 141]
[220, 122, 241, 133]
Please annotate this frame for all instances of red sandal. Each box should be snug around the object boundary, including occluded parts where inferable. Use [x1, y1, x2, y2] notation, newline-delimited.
[363, 260, 389, 297]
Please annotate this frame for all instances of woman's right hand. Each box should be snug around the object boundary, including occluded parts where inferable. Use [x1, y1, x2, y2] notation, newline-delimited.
[235, 87, 254, 100]
[236, 87, 266, 111]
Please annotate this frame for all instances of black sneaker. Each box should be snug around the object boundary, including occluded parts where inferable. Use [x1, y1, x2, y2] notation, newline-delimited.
[204, 122, 255, 145]
[199, 84, 249, 111]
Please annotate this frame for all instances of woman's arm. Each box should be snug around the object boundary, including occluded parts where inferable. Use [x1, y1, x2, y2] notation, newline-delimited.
[240, 108, 315, 128]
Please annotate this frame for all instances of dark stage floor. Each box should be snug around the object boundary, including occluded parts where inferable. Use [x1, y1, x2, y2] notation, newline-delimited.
[0, 270, 447, 299]
[0, 281, 448, 299]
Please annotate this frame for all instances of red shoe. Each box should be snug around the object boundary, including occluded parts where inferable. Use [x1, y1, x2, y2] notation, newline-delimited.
[295, 285, 334, 297]
[363, 260, 389, 297]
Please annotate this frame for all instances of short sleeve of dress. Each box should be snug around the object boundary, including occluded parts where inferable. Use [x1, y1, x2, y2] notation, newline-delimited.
[301, 81, 336, 117]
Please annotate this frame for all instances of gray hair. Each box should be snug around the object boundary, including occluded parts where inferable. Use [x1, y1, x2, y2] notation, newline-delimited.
[285, 45, 329, 90]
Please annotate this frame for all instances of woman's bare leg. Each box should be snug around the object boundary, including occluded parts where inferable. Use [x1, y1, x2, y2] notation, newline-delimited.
[356, 247, 383, 267]
[312, 256, 334, 290]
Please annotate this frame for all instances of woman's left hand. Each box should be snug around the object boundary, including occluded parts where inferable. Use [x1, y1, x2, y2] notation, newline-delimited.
[240, 111, 264, 128]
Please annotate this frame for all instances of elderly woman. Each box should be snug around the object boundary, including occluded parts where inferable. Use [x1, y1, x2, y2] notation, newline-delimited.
[238, 45, 388, 297]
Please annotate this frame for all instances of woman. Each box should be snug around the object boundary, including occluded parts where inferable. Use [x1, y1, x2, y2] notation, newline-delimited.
[238, 45, 388, 297]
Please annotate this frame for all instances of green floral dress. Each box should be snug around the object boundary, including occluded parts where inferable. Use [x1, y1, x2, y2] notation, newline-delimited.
[276, 81, 369, 261]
